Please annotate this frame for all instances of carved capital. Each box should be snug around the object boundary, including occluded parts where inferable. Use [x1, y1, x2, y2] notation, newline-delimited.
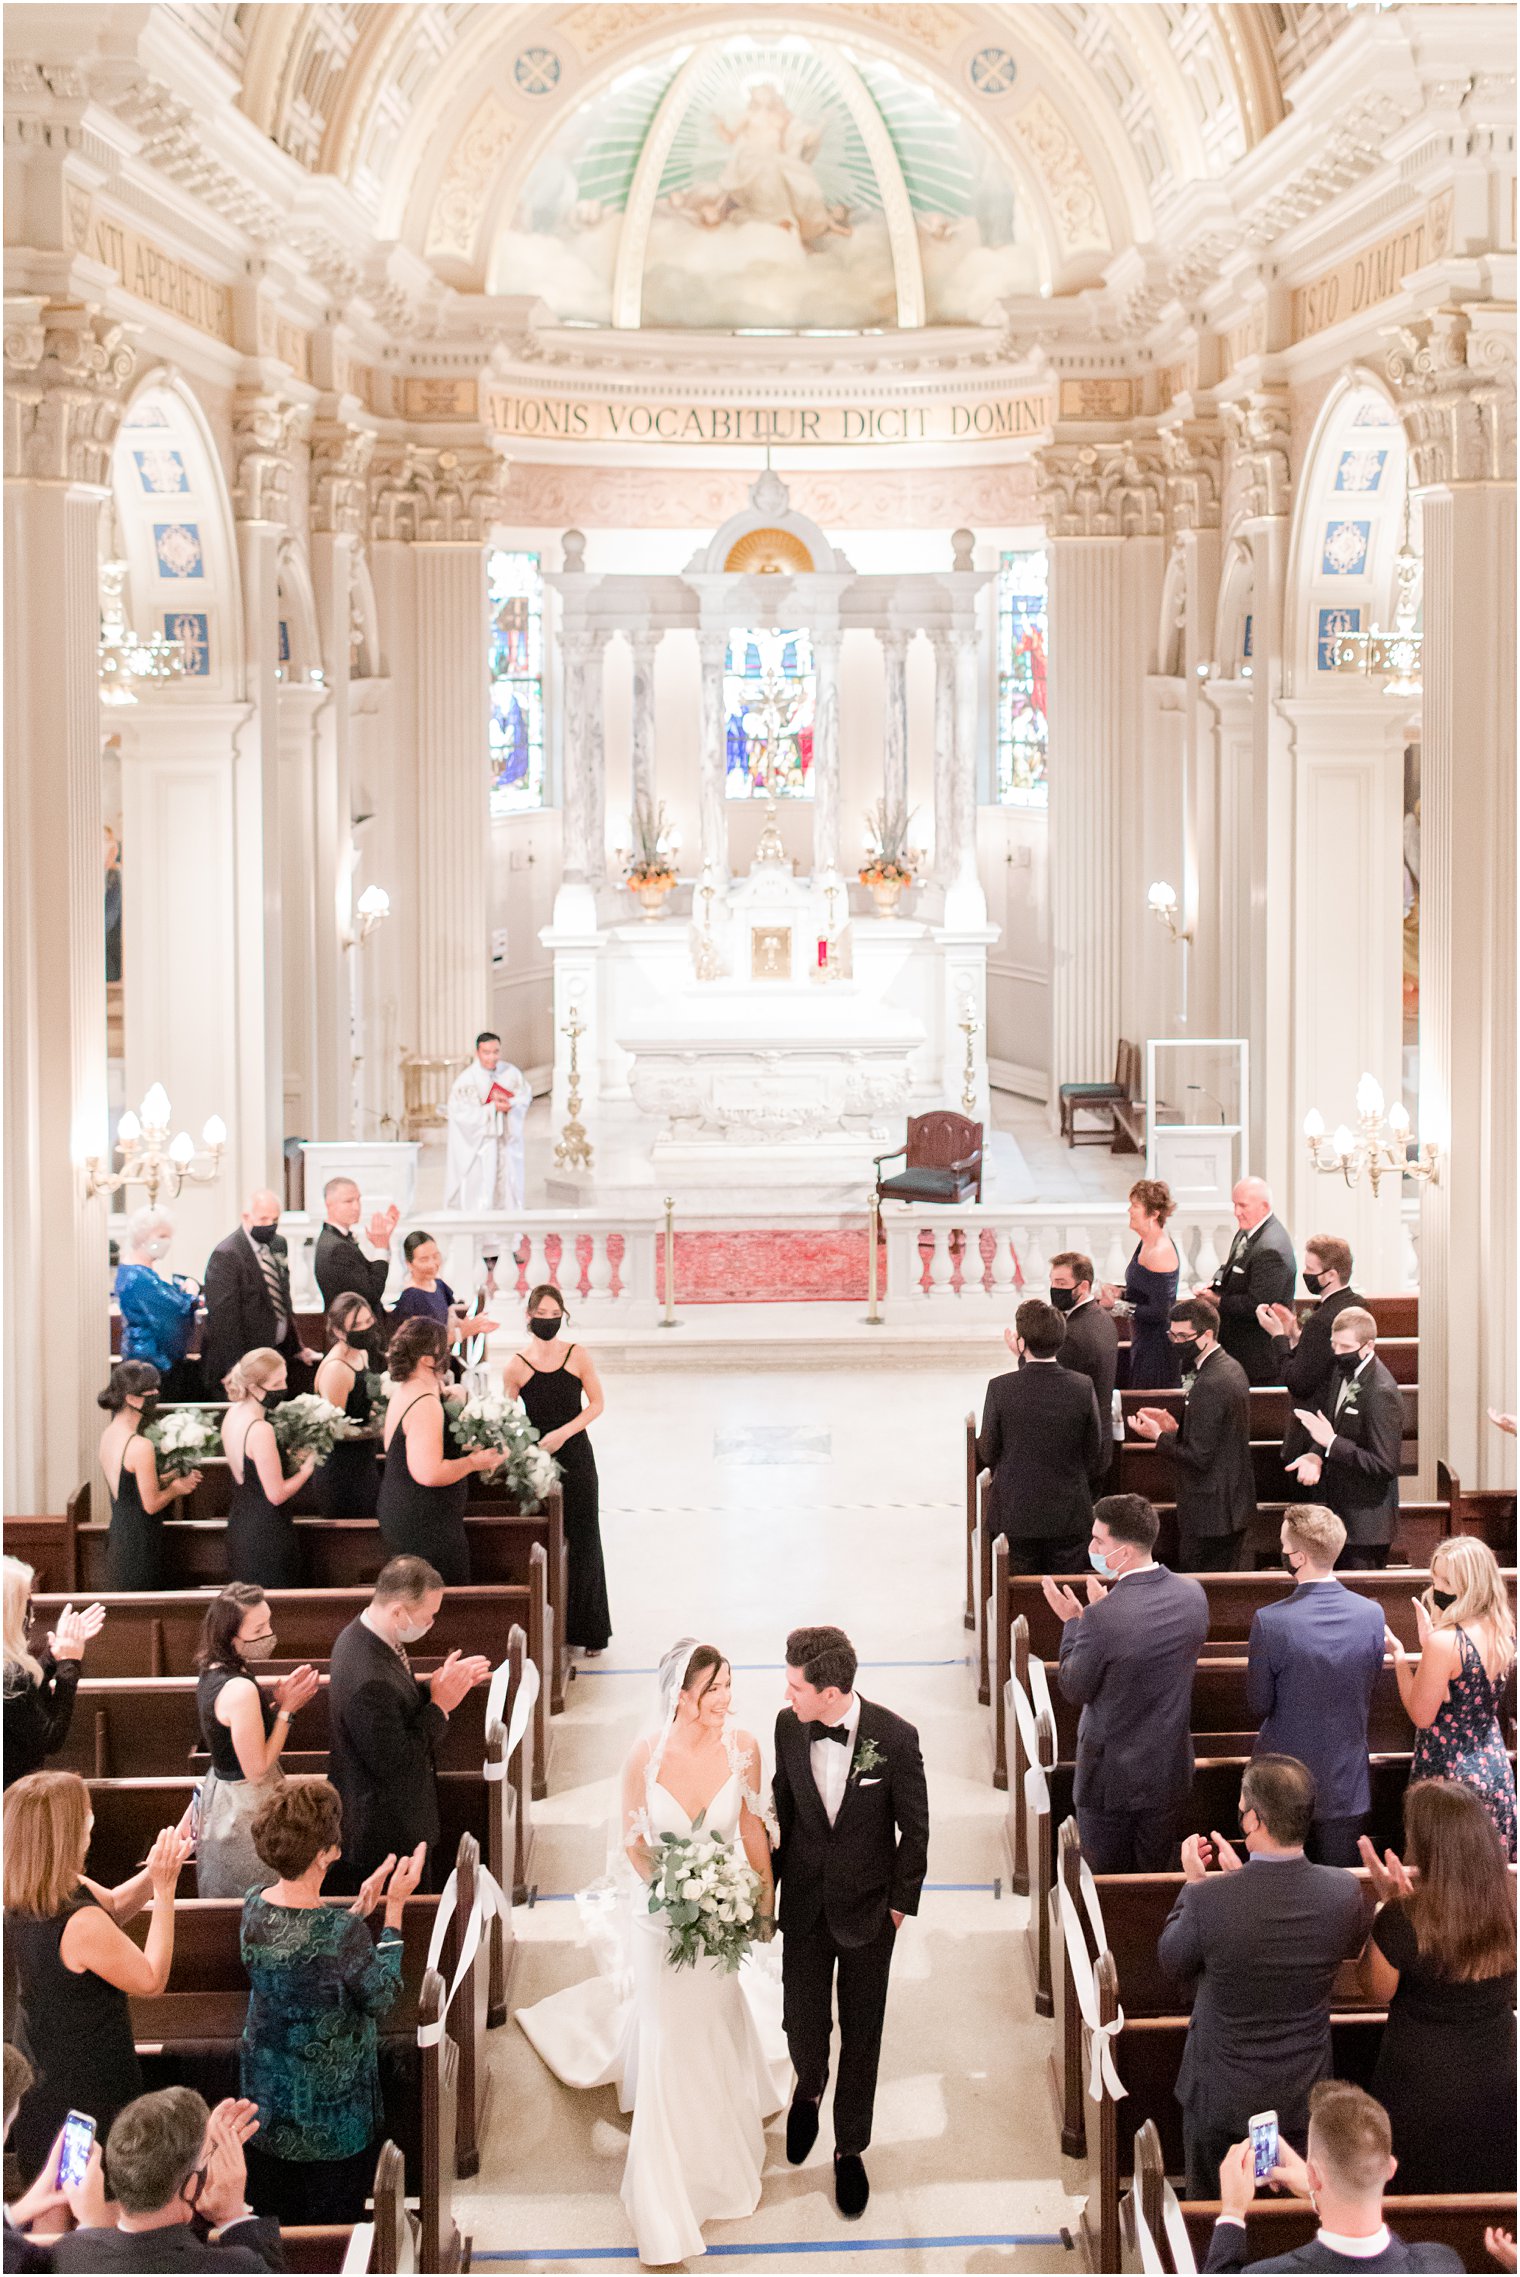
[310, 419, 376, 538]
[368, 441, 511, 544]
[1034, 440, 1166, 539]
[1219, 390, 1292, 523]
[232, 392, 310, 525]
[1386, 305, 1517, 488]
[4, 299, 135, 485]
[1158, 420, 1225, 533]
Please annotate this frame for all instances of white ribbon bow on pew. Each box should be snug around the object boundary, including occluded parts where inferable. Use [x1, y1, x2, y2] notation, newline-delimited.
[481, 1649, 539, 1782]
[415, 1858, 514, 2048]
[1056, 1835, 1127, 2104]
[1006, 1653, 1055, 1813]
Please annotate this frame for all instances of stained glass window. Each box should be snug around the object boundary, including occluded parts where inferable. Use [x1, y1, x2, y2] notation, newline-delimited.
[724, 628, 815, 800]
[997, 549, 1048, 805]
[488, 549, 545, 814]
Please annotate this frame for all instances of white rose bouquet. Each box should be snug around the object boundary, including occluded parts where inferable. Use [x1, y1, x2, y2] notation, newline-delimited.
[448, 1390, 561, 1511]
[144, 1407, 221, 1480]
[269, 1392, 354, 1468]
[646, 1820, 763, 1973]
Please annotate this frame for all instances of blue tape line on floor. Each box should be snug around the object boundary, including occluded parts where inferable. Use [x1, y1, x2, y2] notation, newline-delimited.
[475, 2236, 1068, 2262]
[573, 1660, 964, 1676]
[530, 1883, 997, 1902]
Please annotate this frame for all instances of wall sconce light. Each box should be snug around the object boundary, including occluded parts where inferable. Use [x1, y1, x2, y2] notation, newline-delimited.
[347, 884, 391, 947]
[1147, 880, 1192, 944]
[1303, 1072, 1440, 1196]
[84, 1085, 226, 1207]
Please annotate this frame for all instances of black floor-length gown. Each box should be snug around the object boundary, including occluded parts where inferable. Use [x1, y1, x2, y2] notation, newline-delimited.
[378, 1395, 471, 1585]
[105, 1431, 164, 1591]
[228, 1415, 304, 1588]
[314, 1360, 380, 1518]
[519, 1348, 611, 1651]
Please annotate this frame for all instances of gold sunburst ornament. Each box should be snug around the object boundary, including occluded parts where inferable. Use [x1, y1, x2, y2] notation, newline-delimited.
[724, 526, 814, 575]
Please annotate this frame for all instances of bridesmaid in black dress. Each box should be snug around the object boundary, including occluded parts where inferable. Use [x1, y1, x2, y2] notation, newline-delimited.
[313, 1294, 381, 1518]
[504, 1285, 611, 1656]
[1100, 1178, 1183, 1390]
[377, 1318, 499, 1585]
[220, 1349, 316, 1589]
[96, 1362, 201, 1591]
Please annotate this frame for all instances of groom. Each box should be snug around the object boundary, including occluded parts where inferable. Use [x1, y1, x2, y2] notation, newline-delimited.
[772, 1624, 930, 2219]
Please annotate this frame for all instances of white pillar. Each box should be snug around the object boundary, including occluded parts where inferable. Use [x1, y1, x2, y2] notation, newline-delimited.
[583, 626, 609, 885]
[1390, 307, 1516, 1486]
[698, 627, 728, 881]
[415, 544, 491, 1055]
[930, 630, 956, 888]
[277, 684, 334, 1143]
[3, 300, 132, 1508]
[629, 628, 657, 820]
[235, 515, 287, 1178]
[880, 628, 910, 817]
[811, 626, 841, 879]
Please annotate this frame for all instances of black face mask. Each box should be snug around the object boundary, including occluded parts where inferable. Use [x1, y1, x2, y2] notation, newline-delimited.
[1334, 1349, 1362, 1374]
[1302, 1269, 1326, 1295]
[529, 1316, 562, 1341]
[1430, 1588, 1457, 1613]
[1049, 1287, 1078, 1313]
[1172, 1336, 1199, 1361]
[248, 1222, 278, 1245]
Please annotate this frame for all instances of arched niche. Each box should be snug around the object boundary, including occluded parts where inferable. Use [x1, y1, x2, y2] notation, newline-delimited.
[693, 468, 841, 576]
[1286, 371, 1415, 698]
[276, 536, 322, 684]
[1214, 541, 1256, 681]
[1156, 543, 1188, 677]
[110, 372, 243, 700]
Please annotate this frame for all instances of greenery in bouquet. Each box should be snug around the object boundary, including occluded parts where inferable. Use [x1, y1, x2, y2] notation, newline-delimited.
[624, 794, 678, 892]
[858, 795, 921, 888]
[269, 1392, 354, 1469]
[361, 1371, 392, 1433]
[144, 1406, 221, 1480]
[646, 1821, 763, 1973]
[448, 1390, 561, 1510]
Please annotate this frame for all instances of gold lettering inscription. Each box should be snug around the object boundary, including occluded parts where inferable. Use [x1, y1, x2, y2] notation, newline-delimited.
[87, 212, 233, 341]
[483, 392, 1050, 446]
[1291, 193, 1455, 344]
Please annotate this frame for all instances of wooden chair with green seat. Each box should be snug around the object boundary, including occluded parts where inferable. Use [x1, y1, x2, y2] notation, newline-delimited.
[874, 1111, 984, 1205]
[1058, 1038, 1135, 1146]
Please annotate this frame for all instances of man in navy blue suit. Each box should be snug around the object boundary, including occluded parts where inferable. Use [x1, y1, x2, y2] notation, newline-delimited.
[1246, 1504, 1387, 1865]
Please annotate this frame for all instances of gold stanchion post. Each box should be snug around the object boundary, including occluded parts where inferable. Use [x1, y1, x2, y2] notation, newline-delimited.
[659, 1194, 681, 1329]
[864, 1190, 883, 1326]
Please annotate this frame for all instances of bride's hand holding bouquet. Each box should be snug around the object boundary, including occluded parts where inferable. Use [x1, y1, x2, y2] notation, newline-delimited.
[646, 1816, 765, 1974]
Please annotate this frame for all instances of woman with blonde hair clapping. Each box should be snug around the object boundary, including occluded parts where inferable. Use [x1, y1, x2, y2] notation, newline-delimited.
[1385, 1531, 1516, 1856]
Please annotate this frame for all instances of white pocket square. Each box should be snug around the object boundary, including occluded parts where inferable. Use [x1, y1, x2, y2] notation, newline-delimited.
[858, 1776, 884, 1787]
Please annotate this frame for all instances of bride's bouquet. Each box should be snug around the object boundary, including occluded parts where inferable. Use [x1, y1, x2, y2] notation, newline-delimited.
[144, 1407, 221, 1480]
[269, 1392, 354, 1468]
[646, 1821, 763, 1973]
[448, 1390, 560, 1510]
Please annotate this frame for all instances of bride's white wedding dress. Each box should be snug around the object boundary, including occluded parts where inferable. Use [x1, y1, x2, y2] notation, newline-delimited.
[517, 1728, 791, 2266]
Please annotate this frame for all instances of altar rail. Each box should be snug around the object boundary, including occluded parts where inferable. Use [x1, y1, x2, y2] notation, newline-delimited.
[251, 1201, 1418, 1325]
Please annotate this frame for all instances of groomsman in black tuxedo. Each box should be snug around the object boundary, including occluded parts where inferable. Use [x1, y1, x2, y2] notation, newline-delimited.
[1049, 1250, 1120, 1481]
[773, 1624, 929, 2221]
[1282, 1308, 1403, 1569]
[1257, 1234, 1363, 1402]
[1198, 1178, 1297, 1384]
[314, 1176, 398, 1350]
[1132, 1298, 1256, 1570]
[977, 1299, 1107, 1573]
[201, 1191, 319, 1396]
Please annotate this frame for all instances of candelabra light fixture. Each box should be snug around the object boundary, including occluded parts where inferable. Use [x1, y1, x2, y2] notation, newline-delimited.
[98, 561, 188, 705]
[84, 1083, 226, 1207]
[1303, 1072, 1439, 1196]
[1333, 498, 1422, 698]
[347, 884, 391, 946]
[1147, 880, 1192, 944]
[554, 1009, 594, 1176]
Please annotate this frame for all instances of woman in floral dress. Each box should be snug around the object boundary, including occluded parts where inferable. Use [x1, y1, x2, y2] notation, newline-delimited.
[1385, 1532, 1516, 1857]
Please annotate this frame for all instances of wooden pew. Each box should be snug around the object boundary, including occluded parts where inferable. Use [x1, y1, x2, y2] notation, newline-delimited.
[1179, 2195, 1517, 2273]
[1438, 1459, 1518, 1564]
[31, 1567, 552, 1801]
[279, 2137, 411, 2273]
[1118, 1382, 1419, 1444]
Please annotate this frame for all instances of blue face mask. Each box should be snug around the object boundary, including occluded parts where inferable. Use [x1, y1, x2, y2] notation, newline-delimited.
[1090, 1547, 1115, 1578]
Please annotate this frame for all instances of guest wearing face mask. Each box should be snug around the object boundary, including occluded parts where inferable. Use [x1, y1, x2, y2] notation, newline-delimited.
[1130, 1298, 1255, 1572]
[1282, 1309, 1403, 1570]
[220, 1352, 316, 1590]
[201, 1194, 320, 1405]
[326, 1557, 491, 1891]
[1246, 1505, 1387, 1864]
[377, 1320, 500, 1586]
[503, 1285, 611, 1656]
[312, 1296, 382, 1519]
[98, 1364, 202, 1592]
[113, 1207, 200, 1400]
[1041, 1494, 1208, 1873]
[1255, 1235, 1362, 1405]
[193, 1587, 320, 1900]
[1048, 1252, 1120, 1482]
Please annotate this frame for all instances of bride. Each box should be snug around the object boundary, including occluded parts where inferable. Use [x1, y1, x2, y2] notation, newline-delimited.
[517, 1639, 791, 2265]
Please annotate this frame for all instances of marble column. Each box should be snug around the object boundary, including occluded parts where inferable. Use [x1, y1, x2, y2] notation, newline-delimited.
[880, 627, 910, 817]
[811, 626, 841, 879]
[1037, 442, 1166, 1106]
[3, 301, 132, 1508]
[697, 627, 729, 881]
[559, 625, 592, 886]
[583, 627, 609, 886]
[1389, 308, 1516, 1487]
[949, 625, 983, 913]
[930, 631, 955, 888]
[629, 628, 658, 821]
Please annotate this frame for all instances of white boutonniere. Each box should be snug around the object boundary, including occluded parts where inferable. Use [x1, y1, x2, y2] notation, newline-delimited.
[851, 1736, 885, 1782]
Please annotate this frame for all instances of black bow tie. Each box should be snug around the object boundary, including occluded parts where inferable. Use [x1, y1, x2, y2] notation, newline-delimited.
[807, 1721, 850, 1746]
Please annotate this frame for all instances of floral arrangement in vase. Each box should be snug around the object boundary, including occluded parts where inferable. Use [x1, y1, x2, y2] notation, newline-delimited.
[624, 796, 679, 916]
[859, 798, 921, 912]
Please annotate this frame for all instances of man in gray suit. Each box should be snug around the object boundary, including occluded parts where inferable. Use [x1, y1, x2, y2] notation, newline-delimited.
[1199, 1178, 1298, 1385]
[1042, 1493, 1208, 1873]
[1158, 1754, 1368, 2197]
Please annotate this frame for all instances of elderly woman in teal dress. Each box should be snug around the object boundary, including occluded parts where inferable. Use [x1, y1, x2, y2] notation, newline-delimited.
[239, 1777, 424, 2225]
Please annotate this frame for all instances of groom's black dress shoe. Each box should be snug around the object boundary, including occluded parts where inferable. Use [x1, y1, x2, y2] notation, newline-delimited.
[785, 2095, 820, 2165]
[834, 2152, 869, 2218]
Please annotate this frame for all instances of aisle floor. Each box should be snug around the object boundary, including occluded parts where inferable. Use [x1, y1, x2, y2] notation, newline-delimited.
[457, 1365, 1084, 2273]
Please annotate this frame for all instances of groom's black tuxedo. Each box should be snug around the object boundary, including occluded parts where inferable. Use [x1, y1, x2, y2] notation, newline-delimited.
[772, 1696, 930, 2157]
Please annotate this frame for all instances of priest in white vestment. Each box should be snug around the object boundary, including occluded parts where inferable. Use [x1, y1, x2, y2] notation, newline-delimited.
[444, 1032, 529, 1211]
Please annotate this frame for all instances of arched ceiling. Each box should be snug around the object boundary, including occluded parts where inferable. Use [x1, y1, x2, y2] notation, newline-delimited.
[221, 2, 1301, 322]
